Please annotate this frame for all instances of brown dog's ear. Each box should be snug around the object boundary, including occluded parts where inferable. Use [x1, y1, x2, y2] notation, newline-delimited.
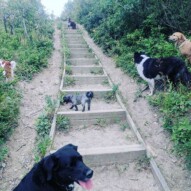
[180, 33, 186, 41]
[43, 155, 58, 181]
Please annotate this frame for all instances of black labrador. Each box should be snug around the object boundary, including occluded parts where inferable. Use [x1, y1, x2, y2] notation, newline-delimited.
[13, 144, 93, 191]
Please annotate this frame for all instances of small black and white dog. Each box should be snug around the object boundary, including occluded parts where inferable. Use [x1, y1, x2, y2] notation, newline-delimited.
[61, 91, 94, 112]
[13, 144, 93, 191]
[134, 52, 191, 95]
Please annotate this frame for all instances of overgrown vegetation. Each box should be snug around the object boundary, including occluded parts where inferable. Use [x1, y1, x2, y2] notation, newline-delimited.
[104, 83, 119, 102]
[64, 76, 75, 86]
[90, 68, 104, 75]
[62, 0, 191, 169]
[0, 0, 54, 163]
[56, 115, 71, 132]
[0, 72, 20, 163]
[65, 65, 72, 75]
[34, 96, 58, 162]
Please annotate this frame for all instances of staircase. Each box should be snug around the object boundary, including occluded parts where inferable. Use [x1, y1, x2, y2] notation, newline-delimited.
[48, 25, 170, 191]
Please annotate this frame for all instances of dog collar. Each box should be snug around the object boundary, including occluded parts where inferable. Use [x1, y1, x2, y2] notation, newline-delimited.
[53, 180, 74, 191]
[177, 40, 187, 48]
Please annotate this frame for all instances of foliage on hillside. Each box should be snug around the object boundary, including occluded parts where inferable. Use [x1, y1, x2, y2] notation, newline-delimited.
[0, 0, 54, 162]
[62, 0, 191, 169]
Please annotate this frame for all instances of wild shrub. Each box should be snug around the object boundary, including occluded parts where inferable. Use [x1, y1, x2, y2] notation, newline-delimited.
[56, 115, 71, 132]
[64, 76, 75, 86]
[0, 72, 20, 163]
[0, 0, 54, 164]
[34, 96, 58, 161]
[65, 65, 72, 75]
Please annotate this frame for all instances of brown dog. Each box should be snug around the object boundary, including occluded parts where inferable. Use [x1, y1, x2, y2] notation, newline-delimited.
[0, 60, 17, 81]
[169, 32, 191, 63]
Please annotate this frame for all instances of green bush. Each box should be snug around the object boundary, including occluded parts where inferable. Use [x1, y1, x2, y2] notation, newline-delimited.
[34, 96, 57, 161]
[56, 115, 71, 131]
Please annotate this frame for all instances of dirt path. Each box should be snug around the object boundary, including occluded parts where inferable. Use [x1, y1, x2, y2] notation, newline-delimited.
[0, 26, 62, 191]
[79, 25, 191, 191]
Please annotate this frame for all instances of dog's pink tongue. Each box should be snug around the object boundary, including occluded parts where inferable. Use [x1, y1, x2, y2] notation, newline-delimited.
[78, 179, 93, 190]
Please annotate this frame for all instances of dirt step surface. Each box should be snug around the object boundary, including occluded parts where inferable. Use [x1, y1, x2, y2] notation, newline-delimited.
[68, 44, 88, 48]
[67, 58, 99, 65]
[75, 163, 160, 191]
[70, 52, 95, 59]
[57, 109, 126, 126]
[70, 48, 91, 54]
[63, 83, 110, 90]
[53, 124, 139, 150]
[71, 66, 104, 75]
[61, 89, 113, 99]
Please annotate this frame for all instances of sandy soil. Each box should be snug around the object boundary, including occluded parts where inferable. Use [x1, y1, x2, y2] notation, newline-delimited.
[53, 124, 138, 150]
[64, 84, 111, 90]
[75, 163, 160, 191]
[79, 25, 191, 191]
[0, 26, 62, 191]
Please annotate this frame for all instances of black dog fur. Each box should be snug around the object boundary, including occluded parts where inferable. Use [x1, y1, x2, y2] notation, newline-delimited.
[13, 144, 93, 191]
[61, 91, 94, 112]
[70, 21, 76, 29]
[134, 52, 191, 95]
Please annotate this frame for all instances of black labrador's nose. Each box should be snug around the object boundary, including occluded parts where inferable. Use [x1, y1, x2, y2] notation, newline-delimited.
[86, 169, 93, 178]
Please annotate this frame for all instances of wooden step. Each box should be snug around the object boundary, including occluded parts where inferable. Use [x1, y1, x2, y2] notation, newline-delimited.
[57, 109, 126, 126]
[67, 58, 99, 65]
[64, 75, 108, 85]
[70, 66, 104, 74]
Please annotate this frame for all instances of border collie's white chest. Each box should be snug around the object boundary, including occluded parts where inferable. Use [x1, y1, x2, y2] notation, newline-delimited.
[135, 56, 149, 81]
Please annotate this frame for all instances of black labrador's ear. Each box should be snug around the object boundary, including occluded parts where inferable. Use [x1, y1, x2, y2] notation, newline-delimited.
[43, 155, 58, 181]
[65, 144, 78, 151]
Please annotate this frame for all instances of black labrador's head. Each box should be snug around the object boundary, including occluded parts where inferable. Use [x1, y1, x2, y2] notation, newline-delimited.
[86, 91, 94, 99]
[42, 144, 93, 190]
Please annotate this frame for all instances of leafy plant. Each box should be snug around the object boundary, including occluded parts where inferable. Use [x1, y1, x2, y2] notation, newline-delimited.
[34, 96, 57, 161]
[90, 68, 104, 75]
[136, 156, 150, 171]
[94, 118, 107, 127]
[56, 115, 71, 131]
[120, 123, 129, 131]
[34, 136, 51, 162]
[65, 65, 72, 75]
[104, 83, 119, 102]
[64, 76, 75, 86]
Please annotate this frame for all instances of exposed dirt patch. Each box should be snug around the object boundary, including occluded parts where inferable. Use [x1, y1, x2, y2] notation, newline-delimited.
[75, 163, 160, 191]
[0, 26, 62, 191]
[79, 25, 191, 191]
[53, 124, 138, 150]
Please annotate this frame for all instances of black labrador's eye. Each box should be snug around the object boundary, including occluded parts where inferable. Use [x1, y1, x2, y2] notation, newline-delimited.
[70, 158, 77, 166]
[70, 156, 82, 166]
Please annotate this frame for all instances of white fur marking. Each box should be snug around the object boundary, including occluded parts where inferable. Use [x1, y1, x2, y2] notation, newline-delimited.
[136, 55, 155, 95]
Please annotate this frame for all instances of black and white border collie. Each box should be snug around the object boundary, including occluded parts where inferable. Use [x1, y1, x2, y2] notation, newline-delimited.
[134, 52, 191, 95]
